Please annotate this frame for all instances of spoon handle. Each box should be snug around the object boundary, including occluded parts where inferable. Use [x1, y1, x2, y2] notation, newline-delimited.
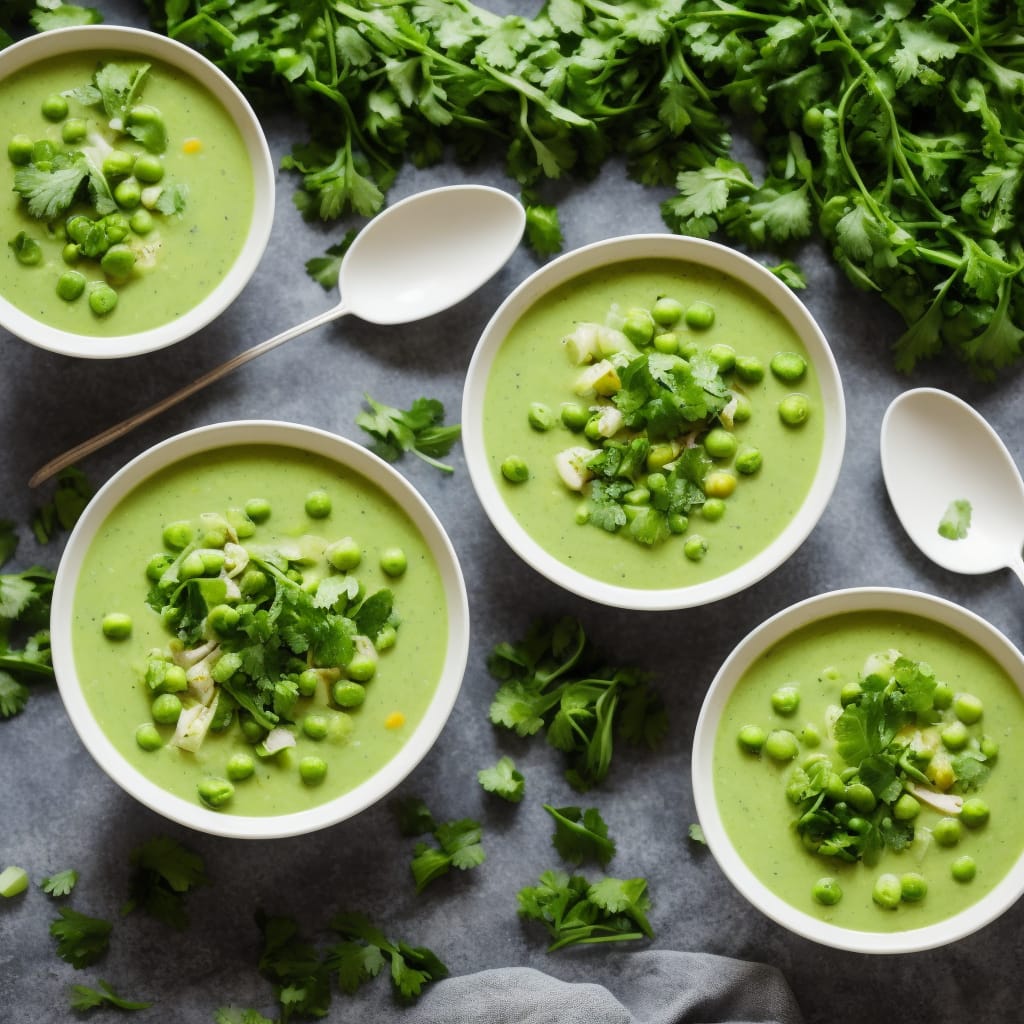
[29, 303, 350, 489]
[1008, 553, 1024, 592]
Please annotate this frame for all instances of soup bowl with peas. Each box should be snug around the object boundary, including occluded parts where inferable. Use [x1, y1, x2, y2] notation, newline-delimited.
[692, 587, 1024, 953]
[462, 234, 845, 610]
[0, 25, 274, 358]
[50, 421, 470, 839]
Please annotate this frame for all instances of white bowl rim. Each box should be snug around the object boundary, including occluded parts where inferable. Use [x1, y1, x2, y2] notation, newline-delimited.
[0, 25, 275, 359]
[692, 586, 1024, 953]
[461, 233, 846, 611]
[50, 420, 470, 839]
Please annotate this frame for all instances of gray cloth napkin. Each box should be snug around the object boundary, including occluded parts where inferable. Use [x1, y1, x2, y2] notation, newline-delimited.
[401, 950, 804, 1024]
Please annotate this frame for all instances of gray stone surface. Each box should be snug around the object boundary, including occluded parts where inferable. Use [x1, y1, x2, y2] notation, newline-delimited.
[2, 4, 1024, 1022]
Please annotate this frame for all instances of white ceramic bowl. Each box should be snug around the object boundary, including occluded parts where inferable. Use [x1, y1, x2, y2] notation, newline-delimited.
[0, 25, 274, 358]
[693, 587, 1024, 953]
[462, 234, 845, 610]
[50, 421, 470, 839]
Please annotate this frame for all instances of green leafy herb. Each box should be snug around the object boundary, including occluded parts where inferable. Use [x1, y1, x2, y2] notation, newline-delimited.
[69, 980, 151, 1012]
[356, 395, 461, 474]
[30, 5, 102, 33]
[93, 61, 151, 123]
[938, 499, 972, 540]
[32, 466, 93, 544]
[488, 617, 667, 790]
[393, 795, 437, 837]
[687, 823, 707, 845]
[523, 201, 563, 257]
[256, 912, 332, 1021]
[123, 836, 207, 930]
[477, 756, 525, 803]
[0, 521, 17, 568]
[517, 870, 653, 952]
[544, 804, 616, 868]
[13, 153, 90, 220]
[409, 815, 485, 893]
[0, 564, 55, 719]
[213, 1010, 275, 1024]
[41, 869, 79, 898]
[328, 911, 448, 1001]
[50, 907, 112, 969]
[306, 230, 357, 291]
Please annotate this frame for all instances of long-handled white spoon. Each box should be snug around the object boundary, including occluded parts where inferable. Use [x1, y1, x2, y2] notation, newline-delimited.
[30, 183, 526, 487]
[880, 387, 1024, 587]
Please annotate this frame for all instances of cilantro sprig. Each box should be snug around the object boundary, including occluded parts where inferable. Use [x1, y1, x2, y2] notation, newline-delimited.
[356, 395, 461, 475]
[50, 907, 112, 969]
[396, 798, 486, 892]
[477, 756, 525, 803]
[122, 836, 206, 930]
[69, 980, 150, 1013]
[488, 618, 667, 791]
[544, 805, 616, 869]
[0, 564, 55, 720]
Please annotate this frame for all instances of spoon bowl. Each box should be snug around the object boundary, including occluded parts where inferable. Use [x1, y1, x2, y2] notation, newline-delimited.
[30, 184, 525, 487]
[880, 387, 1024, 584]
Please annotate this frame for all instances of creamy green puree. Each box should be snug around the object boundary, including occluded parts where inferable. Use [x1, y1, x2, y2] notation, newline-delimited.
[714, 611, 1024, 932]
[483, 259, 824, 590]
[72, 446, 447, 817]
[1, 52, 253, 336]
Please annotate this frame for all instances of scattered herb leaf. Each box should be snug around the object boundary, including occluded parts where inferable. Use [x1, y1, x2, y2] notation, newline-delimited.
[123, 836, 207, 930]
[69, 980, 151, 1013]
[41, 869, 79, 898]
[50, 907, 112, 969]
[544, 804, 616, 868]
[356, 394, 461, 474]
[477, 756, 525, 803]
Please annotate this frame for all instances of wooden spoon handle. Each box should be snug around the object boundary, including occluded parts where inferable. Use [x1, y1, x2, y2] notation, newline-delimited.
[30, 303, 349, 489]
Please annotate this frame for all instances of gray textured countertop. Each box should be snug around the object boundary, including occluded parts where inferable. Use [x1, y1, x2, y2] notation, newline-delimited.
[3, 4, 1024, 1022]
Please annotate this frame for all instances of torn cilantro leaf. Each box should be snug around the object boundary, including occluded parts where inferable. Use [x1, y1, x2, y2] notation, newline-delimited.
[544, 804, 616, 867]
[32, 466, 93, 544]
[938, 499, 972, 541]
[41, 869, 79, 898]
[13, 154, 89, 220]
[50, 907, 112, 969]
[305, 230, 358, 290]
[68, 980, 150, 1012]
[524, 201, 563, 256]
[122, 836, 207, 930]
[477, 756, 525, 802]
[356, 394, 461, 474]
[409, 815, 485, 892]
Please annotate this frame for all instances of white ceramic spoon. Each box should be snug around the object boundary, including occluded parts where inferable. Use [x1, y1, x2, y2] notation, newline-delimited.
[30, 184, 525, 487]
[880, 387, 1024, 587]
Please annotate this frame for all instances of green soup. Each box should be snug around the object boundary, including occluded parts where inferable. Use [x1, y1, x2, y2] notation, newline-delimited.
[482, 259, 825, 590]
[72, 446, 448, 817]
[0, 52, 253, 336]
[714, 611, 1024, 932]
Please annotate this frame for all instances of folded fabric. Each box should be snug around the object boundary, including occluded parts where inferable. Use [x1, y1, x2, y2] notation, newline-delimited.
[401, 949, 804, 1024]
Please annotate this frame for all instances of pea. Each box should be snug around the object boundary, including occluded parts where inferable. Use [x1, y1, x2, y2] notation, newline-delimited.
[900, 873, 928, 903]
[151, 693, 182, 725]
[677, 338, 700, 359]
[129, 208, 154, 235]
[299, 756, 328, 785]
[135, 723, 163, 752]
[102, 149, 135, 178]
[812, 877, 842, 906]
[114, 178, 142, 209]
[7, 134, 33, 165]
[42, 93, 69, 121]
[980, 735, 999, 760]
[501, 456, 529, 483]
[646, 443, 675, 471]
[245, 497, 272, 523]
[961, 797, 989, 828]
[707, 343, 735, 372]
[667, 512, 688, 534]
[10, 233, 42, 266]
[764, 729, 798, 762]
[652, 296, 683, 326]
[734, 355, 764, 383]
[332, 680, 366, 708]
[296, 669, 320, 698]
[161, 665, 187, 693]
[800, 724, 821, 747]
[560, 402, 590, 432]
[101, 612, 132, 640]
[932, 681, 953, 709]
[302, 715, 329, 740]
[872, 873, 902, 910]
[892, 793, 920, 821]
[56, 271, 86, 303]
[207, 604, 240, 634]
[653, 332, 678, 354]
[527, 402, 555, 431]
[734, 446, 762, 475]
[197, 777, 234, 808]
[737, 724, 766, 753]
[953, 692, 983, 724]
[133, 153, 165, 183]
[240, 718, 266, 744]
[840, 681, 862, 706]
[684, 300, 716, 330]
[61, 118, 88, 144]
[88, 283, 118, 316]
[62, 243, 81, 265]
[375, 623, 398, 651]
[703, 470, 737, 499]
[778, 394, 811, 427]
[103, 215, 130, 244]
[933, 816, 962, 847]
[770, 351, 808, 382]
[770, 685, 800, 716]
[624, 486, 650, 506]
[951, 856, 977, 883]
[226, 753, 255, 781]
[145, 553, 172, 581]
[731, 393, 752, 423]
[0, 866, 30, 899]
[941, 720, 969, 751]
[380, 546, 407, 577]
[704, 427, 737, 460]
[683, 534, 707, 561]
[325, 536, 361, 571]
[304, 490, 332, 518]
[701, 498, 726, 521]
[177, 551, 205, 581]
[347, 653, 377, 682]
[32, 139, 56, 164]
[622, 308, 655, 346]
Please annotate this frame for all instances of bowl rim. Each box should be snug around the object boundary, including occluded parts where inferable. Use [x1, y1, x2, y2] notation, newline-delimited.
[0, 24, 275, 359]
[50, 420, 470, 839]
[461, 233, 846, 611]
[692, 586, 1024, 953]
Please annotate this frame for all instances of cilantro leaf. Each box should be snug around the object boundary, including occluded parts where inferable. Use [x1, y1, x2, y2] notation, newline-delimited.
[544, 804, 616, 867]
[409, 816, 485, 891]
[477, 756, 525, 802]
[938, 499, 972, 540]
[305, 230, 358, 290]
[69, 980, 150, 1012]
[0, 672, 28, 719]
[14, 154, 89, 220]
[688, 823, 706, 845]
[256, 912, 332, 1021]
[356, 394, 461, 474]
[50, 907, 112, 969]
[393, 795, 437, 837]
[32, 466, 93, 543]
[31, 5, 103, 32]
[41, 869, 79, 898]
[94, 61, 150, 123]
[524, 201, 563, 256]
[122, 836, 207, 930]
[213, 1010, 276, 1024]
